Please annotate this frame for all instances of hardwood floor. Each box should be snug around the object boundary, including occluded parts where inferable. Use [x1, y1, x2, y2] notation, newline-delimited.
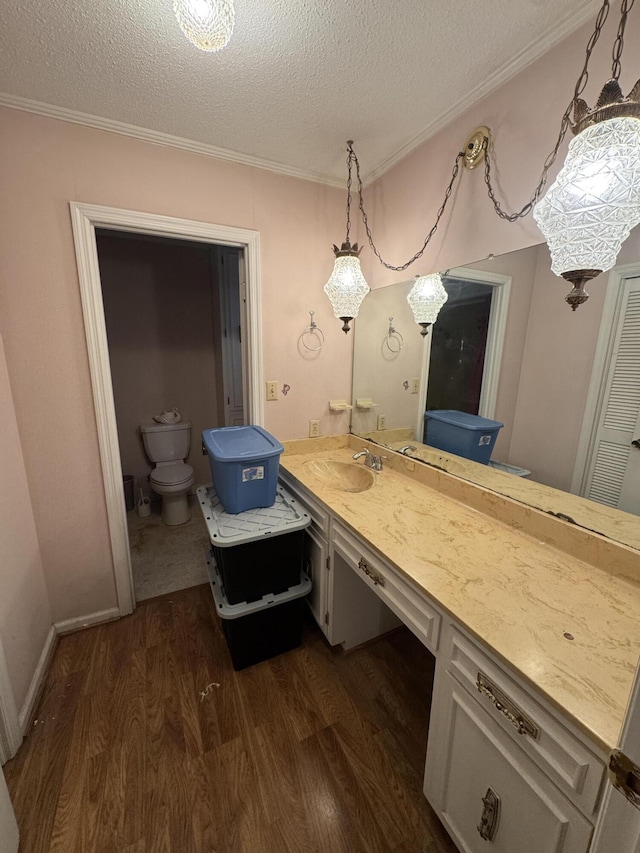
[4, 584, 457, 853]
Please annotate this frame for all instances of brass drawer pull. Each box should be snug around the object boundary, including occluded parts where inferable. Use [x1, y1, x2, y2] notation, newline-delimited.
[358, 557, 386, 587]
[476, 672, 540, 740]
[477, 787, 500, 842]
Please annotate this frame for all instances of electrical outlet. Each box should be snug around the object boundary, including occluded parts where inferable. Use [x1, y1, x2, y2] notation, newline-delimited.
[266, 380, 278, 401]
[309, 419, 320, 438]
[410, 377, 419, 394]
[377, 414, 387, 430]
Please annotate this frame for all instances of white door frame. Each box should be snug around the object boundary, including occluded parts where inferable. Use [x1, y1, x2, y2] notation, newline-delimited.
[571, 263, 640, 497]
[70, 203, 264, 617]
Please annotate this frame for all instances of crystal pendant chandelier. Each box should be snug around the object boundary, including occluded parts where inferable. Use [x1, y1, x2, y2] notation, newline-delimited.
[323, 142, 370, 333]
[530, 0, 640, 309]
[406, 274, 449, 336]
[324, 141, 464, 334]
[173, 0, 235, 52]
[323, 248, 370, 333]
[533, 81, 640, 309]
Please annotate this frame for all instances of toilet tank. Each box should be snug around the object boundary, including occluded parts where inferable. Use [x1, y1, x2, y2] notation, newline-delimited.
[140, 422, 191, 462]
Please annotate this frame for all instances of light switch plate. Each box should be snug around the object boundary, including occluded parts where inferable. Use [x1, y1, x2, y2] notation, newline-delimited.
[266, 380, 278, 401]
[410, 377, 419, 394]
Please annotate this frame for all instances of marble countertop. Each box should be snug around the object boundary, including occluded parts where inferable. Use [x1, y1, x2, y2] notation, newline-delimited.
[280, 435, 640, 753]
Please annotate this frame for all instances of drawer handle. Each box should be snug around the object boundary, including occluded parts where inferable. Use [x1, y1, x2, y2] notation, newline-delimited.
[476, 672, 540, 740]
[358, 557, 386, 587]
[477, 787, 500, 842]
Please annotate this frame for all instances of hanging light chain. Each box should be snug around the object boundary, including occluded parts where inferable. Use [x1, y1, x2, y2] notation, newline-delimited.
[347, 141, 465, 272]
[482, 0, 612, 222]
[345, 142, 354, 243]
[612, 0, 635, 80]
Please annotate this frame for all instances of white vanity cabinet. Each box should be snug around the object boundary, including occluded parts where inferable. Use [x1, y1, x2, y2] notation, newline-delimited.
[279, 470, 332, 640]
[279, 466, 607, 853]
[425, 623, 606, 853]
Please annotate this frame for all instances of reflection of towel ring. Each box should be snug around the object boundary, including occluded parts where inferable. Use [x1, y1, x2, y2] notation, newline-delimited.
[384, 317, 404, 354]
[299, 310, 325, 352]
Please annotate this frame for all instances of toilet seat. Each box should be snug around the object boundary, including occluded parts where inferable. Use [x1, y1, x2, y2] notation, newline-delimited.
[151, 462, 194, 487]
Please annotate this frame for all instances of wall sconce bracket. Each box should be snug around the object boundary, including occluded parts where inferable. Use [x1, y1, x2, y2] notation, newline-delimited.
[464, 126, 491, 170]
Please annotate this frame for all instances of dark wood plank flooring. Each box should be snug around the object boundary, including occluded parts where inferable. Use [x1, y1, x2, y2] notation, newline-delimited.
[4, 584, 457, 853]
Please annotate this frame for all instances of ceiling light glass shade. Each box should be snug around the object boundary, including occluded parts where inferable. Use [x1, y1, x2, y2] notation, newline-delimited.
[407, 273, 448, 334]
[173, 0, 234, 51]
[533, 116, 640, 278]
[323, 255, 370, 333]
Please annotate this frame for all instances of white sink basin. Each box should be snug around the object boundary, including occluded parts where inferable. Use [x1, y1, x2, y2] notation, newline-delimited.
[303, 460, 375, 493]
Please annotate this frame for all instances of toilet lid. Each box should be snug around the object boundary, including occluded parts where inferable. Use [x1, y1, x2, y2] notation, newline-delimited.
[151, 463, 194, 486]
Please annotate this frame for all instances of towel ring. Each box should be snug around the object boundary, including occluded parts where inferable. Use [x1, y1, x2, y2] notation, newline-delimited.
[384, 317, 404, 354]
[299, 311, 325, 352]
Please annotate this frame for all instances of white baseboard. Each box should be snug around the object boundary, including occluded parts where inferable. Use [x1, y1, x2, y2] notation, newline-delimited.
[18, 626, 57, 733]
[8, 607, 121, 751]
[53, 607, 120, 636]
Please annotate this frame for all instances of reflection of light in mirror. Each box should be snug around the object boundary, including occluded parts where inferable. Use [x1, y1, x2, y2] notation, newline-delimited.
[350, 241, 640, 551]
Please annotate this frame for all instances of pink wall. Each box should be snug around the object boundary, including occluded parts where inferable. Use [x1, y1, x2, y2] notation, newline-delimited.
[0, 335, 52, 714]
[0, 109, 347, 623]
[1, 10, 639, 627]
[362, 13, 640, 489]
[362, 14, 640, 287]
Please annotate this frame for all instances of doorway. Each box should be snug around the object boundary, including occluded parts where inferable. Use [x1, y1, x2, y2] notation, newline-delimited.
[96, 231, 244, 600]
[572, 264, 640, 514]
[70, 203, 263, 617]
[416, 267, 510, 439]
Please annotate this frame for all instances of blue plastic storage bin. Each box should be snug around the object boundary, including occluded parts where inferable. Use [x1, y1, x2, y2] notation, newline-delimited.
[423, 410, 503, 465]
[202, 425, 284, 514]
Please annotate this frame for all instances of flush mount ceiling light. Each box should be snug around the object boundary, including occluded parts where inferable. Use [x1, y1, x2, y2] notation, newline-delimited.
[407, 274, 449, 336]
[173, 0, 234, 52]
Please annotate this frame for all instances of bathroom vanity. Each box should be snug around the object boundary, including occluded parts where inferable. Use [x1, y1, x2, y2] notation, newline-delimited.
[278, 435, 640, 853]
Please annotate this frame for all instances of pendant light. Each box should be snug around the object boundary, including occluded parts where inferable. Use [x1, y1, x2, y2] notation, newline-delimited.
[323, 142, 370, 333]
[327, 142, 465, 334]
[173, 0, 234, 52]
[480, 0, 640, 310]
[533, 80, 640, 309]
[407, 274, 449, 336]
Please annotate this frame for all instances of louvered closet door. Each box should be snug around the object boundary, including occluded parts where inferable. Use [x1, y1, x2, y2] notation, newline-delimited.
[585, 278, 640, 515]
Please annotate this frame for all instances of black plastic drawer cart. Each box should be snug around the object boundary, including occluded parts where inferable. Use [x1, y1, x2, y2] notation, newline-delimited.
[197, 483, 311, 669]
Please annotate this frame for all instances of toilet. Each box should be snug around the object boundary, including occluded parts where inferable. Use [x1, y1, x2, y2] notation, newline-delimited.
[140, 421, 195, 526]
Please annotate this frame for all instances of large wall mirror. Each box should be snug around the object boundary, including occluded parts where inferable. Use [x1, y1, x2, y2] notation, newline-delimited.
[351, 240, 640, 552]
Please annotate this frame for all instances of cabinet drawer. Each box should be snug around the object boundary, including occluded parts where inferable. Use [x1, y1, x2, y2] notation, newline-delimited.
[278, 470, 330, 534]
[332, 523, 441, 653]
[446, 628, 605, 816]
[426, 678, 593, 853]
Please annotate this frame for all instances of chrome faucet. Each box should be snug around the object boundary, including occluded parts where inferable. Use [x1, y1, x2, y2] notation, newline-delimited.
[397, 445, 417, 456]
[353, 448, 386, 471]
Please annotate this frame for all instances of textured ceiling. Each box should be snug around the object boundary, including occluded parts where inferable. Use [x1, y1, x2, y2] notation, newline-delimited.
[0, 0, 603, 183]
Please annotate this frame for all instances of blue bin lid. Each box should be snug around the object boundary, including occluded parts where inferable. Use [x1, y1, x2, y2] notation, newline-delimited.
[424, 410, 503, 431]
[202, 425, 284, 462]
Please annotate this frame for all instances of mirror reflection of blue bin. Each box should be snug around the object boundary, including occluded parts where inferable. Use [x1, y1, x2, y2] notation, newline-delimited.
[423, 410, 503, 465]
[202, 425, 283, 513]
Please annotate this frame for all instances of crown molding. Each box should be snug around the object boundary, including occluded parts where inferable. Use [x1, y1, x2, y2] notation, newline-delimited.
[0, 0, 603, 191]
[0, 93, 344, 189]
[362, 0, 603, 185]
